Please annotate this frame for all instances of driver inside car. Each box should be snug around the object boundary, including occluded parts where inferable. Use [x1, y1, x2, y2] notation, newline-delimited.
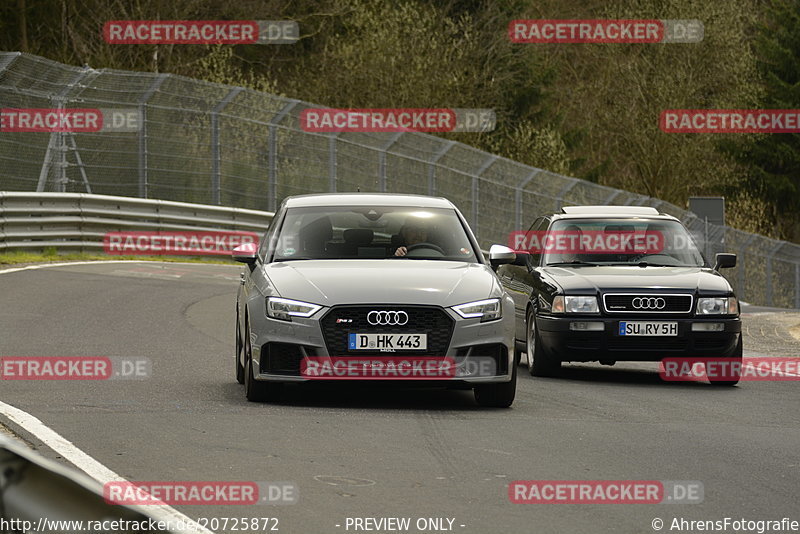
[393, 220, 432, 257]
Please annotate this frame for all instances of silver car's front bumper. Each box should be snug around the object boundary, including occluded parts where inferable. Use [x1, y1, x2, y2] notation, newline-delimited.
[248, 298, 515, 384]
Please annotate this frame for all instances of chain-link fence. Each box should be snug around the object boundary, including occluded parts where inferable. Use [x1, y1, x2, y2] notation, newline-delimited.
[1, 51, 799, 307]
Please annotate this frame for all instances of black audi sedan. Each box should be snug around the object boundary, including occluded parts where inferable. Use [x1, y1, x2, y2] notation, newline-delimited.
[497, 206, 742, 385]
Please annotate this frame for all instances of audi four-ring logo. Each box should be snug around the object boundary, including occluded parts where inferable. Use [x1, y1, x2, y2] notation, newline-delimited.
[367, 310, 409, 325]
[631, 297, 666, 309]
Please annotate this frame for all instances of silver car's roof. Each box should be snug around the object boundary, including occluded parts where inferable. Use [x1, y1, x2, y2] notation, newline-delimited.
[283, 193, 455, 209]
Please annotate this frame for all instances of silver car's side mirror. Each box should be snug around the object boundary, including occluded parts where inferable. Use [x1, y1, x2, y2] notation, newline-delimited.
[489, 244, 516, 267]
[232, 243, 258, 264]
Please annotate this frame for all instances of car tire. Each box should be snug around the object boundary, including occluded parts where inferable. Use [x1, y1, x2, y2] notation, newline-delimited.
[474, 362, 516, 408]
[527, 307, 561, 377]
[243, 317, 284, 402]
[707, 335, 742, 387]
[235, 312, 245, 385]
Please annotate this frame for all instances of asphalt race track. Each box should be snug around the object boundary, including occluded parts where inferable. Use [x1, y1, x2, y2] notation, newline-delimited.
[1, 262, 799, 534]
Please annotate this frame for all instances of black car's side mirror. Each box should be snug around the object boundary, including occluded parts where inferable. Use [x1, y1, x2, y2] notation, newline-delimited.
[714, 253, 737, 270]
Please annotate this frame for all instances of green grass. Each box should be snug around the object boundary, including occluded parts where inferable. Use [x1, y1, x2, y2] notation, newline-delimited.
[0, 249, 237, 266]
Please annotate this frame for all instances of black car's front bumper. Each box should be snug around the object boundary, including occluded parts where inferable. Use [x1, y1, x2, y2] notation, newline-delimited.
[537, 315, 741, 362]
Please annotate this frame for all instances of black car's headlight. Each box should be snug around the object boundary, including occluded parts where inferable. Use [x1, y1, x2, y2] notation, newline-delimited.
[267, 297, 322, 321]
[452, 298, 502, 322]
[696, 297, 738, 315]
[552, 295, 599, 314]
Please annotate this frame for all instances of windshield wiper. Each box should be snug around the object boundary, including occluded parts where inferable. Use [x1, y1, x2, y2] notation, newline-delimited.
[545, 260, 599, 267]
[605, 261, 696, 267]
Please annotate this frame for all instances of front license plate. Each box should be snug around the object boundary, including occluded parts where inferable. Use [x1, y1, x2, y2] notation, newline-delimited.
[348, 333, 427, 350]
[619, 321, 678, 336]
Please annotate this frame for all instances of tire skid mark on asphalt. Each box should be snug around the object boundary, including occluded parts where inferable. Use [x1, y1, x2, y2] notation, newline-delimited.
[414, 411, 471, 496]
[0, 261, 216, 534]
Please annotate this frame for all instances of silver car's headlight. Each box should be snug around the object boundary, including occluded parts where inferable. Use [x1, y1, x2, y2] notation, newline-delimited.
[452, 298, 501, 322]
[267, 297, 322, 321]
[561, 296, 599, 314]
[696, 297, 738, 315]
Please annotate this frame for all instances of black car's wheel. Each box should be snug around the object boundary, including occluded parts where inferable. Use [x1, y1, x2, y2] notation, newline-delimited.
[707, 336, 743, 387]
[526, 307, 561, 377]
[243, 317, 284, 402]
[474, 362, 516, 408]
[235, 312, 244, 385]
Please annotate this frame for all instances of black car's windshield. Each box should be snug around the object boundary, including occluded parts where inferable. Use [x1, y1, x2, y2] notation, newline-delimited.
[541, 218, 705, 267]
[271, 206, 478, 262]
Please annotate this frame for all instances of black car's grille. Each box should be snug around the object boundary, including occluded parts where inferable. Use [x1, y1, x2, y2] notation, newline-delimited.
[607, 338, 689, 351]
[320, 305, 454, 356]
[603, 294, 693, 313]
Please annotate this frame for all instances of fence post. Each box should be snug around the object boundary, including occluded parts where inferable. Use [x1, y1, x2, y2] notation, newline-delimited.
[37, 68, 91, 192]
[328, 133, 339, 192]
[765, 242, 784, 307]
[267, 100, 299, 211]
[795, 263, 800, 309]
[473, 155, 498, 235]
[138, 74, 168, 199]
[737, 234, 756, 303]
[378, 133, 403, 192]
[210, 87, 243, 205]
[555, 178, 578, 210]
[515, 169, 541, 231]
[428, 141, 455, 196]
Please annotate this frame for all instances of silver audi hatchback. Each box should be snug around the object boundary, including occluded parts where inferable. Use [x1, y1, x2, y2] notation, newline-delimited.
[233, 193, 517, 407]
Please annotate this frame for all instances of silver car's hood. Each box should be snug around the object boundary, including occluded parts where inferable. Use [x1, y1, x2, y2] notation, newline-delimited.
[264, 260, 499, 306]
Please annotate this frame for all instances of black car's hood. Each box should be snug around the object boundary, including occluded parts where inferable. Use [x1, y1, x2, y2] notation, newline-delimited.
[542, 266, 733, 294]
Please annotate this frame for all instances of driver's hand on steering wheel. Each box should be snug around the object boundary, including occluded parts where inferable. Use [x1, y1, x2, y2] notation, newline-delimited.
[395, 246, 407, 257]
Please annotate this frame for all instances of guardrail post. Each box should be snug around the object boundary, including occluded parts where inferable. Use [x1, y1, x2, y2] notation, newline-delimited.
[473, 155, 498, 235]
[267, 100, 299, 211]
[428, 141, 454, 196]
[210, 87, 243, 205]
[138, 74, 168, 199]
[515, 169, 541, 231]
[378, 133, 403, 192]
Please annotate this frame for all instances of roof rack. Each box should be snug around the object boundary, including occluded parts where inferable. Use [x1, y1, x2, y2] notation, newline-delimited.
[560, 206, 660, 215]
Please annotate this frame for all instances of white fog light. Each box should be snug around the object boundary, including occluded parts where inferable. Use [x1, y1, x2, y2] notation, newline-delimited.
[570, 321, 605, 331]
[691, 322, 725, 332]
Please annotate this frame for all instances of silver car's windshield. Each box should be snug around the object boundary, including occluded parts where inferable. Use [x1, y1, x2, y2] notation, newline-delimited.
[542, 218, 706, 267]
[271, 206, 478, 262]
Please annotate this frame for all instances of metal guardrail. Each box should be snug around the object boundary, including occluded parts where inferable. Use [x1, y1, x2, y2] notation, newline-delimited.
[0, 192, 273, 251]
[0, 52, 799, 307]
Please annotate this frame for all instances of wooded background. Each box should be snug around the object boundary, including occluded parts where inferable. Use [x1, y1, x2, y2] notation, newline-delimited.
[2, 0, 798, 242]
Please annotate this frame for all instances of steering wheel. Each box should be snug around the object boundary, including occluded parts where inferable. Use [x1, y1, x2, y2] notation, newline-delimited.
[406, 242, 446, 255]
